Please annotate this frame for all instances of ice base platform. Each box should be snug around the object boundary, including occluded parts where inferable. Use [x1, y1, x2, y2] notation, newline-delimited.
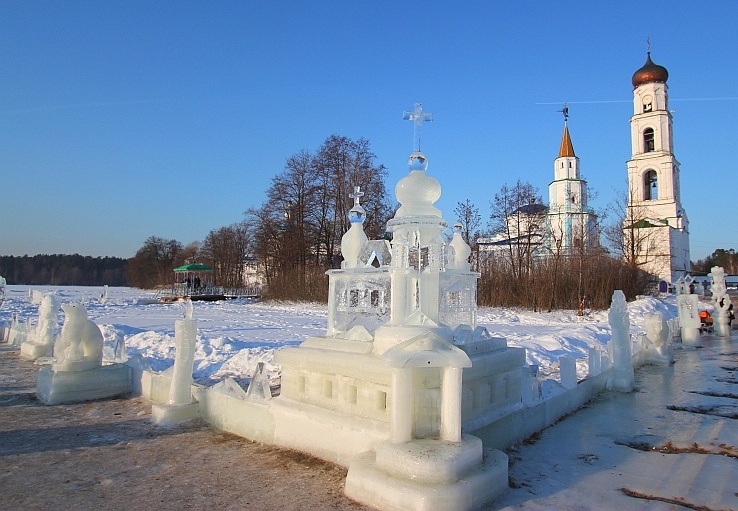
[36, 363, 132, 405]
[345, 434, 508, 511]
[20, 341, 51, 361]
[152, 401, 200, 425]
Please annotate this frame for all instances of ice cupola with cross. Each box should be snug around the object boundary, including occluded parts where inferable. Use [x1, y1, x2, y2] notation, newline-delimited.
[372, 102, 480, 352]
[316, 103, 482, 342]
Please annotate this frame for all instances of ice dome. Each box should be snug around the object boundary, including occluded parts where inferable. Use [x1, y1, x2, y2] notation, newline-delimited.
[394, 151, 441, 218]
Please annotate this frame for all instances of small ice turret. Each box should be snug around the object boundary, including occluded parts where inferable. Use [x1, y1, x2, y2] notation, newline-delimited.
[340, 186, 369, 269]
[449, 223, 472, 271]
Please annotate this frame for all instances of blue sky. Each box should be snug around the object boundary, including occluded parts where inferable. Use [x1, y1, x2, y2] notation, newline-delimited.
[1, 1, 736, 261]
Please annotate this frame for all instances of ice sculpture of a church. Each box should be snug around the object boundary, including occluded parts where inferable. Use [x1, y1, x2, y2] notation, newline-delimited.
[271, 104, 519, 510]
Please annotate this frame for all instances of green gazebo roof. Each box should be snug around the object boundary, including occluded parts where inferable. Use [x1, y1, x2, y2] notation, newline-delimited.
[173, 263, 214, 272]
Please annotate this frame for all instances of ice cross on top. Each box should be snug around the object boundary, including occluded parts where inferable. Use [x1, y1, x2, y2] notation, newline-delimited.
[403, 103, 433, 152]
[349, 185, 364, 208]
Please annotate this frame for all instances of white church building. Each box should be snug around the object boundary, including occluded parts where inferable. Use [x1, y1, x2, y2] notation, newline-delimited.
[478, 51, 690, 284]
[625, 52, 690, 282]
[477, 112, 598, 260]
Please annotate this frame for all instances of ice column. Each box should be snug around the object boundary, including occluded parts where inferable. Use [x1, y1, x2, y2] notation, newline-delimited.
[152, 300, 200, 424]
[607, 290, 634, 392]
[169, 300, 197, 405]
[587, 347, 601, 377]
[559, 355, 577, 389]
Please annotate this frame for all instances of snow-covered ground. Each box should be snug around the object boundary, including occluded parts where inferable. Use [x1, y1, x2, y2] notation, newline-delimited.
[5, 285, 736, 510]
[0, 285, 680, 387]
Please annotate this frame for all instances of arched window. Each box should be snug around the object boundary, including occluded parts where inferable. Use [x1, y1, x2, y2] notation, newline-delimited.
[644, 170, 658, 200]
[643, 128, 655, 152]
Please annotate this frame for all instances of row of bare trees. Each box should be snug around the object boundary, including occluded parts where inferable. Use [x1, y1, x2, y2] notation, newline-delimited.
[126, 236, 189, 289]
[126, 135, 391, 295]
[692, 249, 738, 275]
[453, 180, 654, 311]
[126, 224, 251, 290]
[246, 135, 392, 300]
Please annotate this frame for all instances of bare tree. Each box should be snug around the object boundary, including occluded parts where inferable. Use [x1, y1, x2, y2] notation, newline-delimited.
[604, 188, 663, 272]
[454, 199, 482, 246]
[174, 241, 201, 268]
[200, 222, 251, 288]
[127, 236, 182, 288]
[245, 204, 283, 288]
[248, 135, 392, 301]
[313, 135, 391, 263]
[489, 180, 545, 281]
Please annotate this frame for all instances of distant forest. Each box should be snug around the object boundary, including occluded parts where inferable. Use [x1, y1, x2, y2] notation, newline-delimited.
[0, 254, 128, 286]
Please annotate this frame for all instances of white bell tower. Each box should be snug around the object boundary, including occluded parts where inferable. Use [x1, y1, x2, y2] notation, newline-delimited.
[626, 51, 690, 282]
[547, 105, 598, 254]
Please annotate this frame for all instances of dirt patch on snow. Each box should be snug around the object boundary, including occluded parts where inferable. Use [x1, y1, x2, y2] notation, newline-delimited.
[0, 346, 370, 511]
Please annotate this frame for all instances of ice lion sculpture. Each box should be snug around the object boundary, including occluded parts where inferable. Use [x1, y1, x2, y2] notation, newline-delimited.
[53, 302, 104, 372]
[643, 311, 673, 365]
[20, 293, 61, 360]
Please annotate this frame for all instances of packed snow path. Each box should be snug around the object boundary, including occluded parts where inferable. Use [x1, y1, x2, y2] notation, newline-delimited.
[0, 344, 369, 511]
[496, 332, 738, 511]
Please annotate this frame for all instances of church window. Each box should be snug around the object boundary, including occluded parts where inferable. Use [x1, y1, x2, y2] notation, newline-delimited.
[644, 170, 658, 200]
[643, 128, 655, 152]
